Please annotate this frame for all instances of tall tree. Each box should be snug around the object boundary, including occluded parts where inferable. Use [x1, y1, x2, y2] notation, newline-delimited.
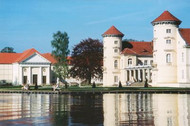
[70, 38, 103, 84]
[51, 31, 70, 88]
[1, 47, 15, 53]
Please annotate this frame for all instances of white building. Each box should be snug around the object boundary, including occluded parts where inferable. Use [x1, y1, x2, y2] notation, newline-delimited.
[0, 48, 102, 86]
[0, 48, 57, 85]
[103, 10, 190, 87]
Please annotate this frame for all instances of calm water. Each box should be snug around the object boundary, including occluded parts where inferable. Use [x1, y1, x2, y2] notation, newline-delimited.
[0, 93, 190, 126]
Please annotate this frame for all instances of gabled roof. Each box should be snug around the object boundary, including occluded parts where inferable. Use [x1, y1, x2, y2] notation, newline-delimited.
[122, 41, 153, 56]
[179, 28, 190, 45]
[42, 53, 57, 64]
[15, 48, 40, 62]
[0, 48, 72, 64]
[152, 10, 181, 24]
[102, 25, 124, 37]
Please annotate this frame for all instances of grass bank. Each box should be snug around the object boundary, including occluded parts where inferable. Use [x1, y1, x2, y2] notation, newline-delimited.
[0, 85, 190, 93]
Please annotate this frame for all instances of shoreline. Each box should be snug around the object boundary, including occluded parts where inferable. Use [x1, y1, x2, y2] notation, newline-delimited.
[0, 89, 190, 94]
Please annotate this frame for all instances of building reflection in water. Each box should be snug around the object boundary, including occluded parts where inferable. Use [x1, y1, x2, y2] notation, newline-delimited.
[103, 93, 154, 126]
[0, 93, 190, 125]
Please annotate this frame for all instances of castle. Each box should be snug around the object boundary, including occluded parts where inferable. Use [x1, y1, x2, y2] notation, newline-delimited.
[102, 10, 190, 87]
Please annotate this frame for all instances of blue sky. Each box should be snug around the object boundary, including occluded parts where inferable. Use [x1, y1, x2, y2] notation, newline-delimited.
[0, 0, 190, 53]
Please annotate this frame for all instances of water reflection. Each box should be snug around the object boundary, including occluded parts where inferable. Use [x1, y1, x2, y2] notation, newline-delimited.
[0, 93, 190, 126]
[103, 94, 154, 126]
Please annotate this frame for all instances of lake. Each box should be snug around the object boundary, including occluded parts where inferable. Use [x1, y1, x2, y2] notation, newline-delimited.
[0, 93, 189, 126]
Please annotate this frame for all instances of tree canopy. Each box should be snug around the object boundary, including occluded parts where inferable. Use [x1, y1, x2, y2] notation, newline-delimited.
[1, 47, 15, 53]
[51, 31, 70, 88]
[70, 38, 103, 84]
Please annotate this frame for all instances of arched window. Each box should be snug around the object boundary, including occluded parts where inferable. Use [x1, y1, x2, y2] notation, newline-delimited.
[114, 60, 118, 69]
[166, 54, 171, 63]
[128, 59, 132, 66]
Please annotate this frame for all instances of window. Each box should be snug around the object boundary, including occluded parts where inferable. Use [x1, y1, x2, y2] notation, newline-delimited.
[128, 59, 132, 66]
[23, 76, 27, 84]
[114, 41, 118, 44]
[144, 60, 148, 65]
[166, 29, 171, 33]
[114, 49, 118, 53]
[114, 60, 118, 69]
[114, 76, 118, 83]
[166, 39, 171, 44]
[43, 76, 46, 84]
[150, 60, 153, 65]
[166, 54, 171, 63]
[182, 52, 184, 62]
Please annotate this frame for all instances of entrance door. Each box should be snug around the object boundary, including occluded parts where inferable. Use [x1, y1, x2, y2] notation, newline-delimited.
[23, 76, 27, 84]
[42, 76, 46, 84]
[33, 75, 38, 85]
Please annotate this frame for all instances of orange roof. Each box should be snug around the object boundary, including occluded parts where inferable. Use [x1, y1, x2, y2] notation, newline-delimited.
[102, 25, 124, 37]
[15, 48, 40, 62]
[152, 10, 181, 24]
[122, 41, 153, 56]
[0, 53, 21, 64]
[42, 53, 57, 64]
[179, 28, 190, 45]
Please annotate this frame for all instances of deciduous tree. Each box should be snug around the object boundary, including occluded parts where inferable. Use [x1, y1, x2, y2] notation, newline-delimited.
[1, 47, 15, 53]
[51, 31, 70, 88]
[70, 38, 103, 84]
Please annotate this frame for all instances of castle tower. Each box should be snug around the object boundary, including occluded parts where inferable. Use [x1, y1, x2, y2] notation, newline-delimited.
[151, 11, 181, 86]
[102, 26, 124, 86]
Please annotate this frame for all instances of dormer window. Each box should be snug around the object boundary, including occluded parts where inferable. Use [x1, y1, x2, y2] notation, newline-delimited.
[144, 60, 148, 65]
[166, 29, 171, 33]
[128, 59, 132, 66]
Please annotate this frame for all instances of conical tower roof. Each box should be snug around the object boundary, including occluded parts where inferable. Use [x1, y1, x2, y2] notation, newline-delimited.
[102, 26, 124, 37]
[152, 10, 181, 25]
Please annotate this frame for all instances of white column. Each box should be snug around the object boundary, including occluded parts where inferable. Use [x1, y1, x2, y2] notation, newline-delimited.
[129, 70, 131, 81]
[143, 69, 146, 81]
[126, 70, 128, 81]
[19, 66, 23, 85]
[47, 67, 50, 84]
[39, 67, 42, 85]
[147, 69, 150, 82]
[133, 69, 136, 81]
[28, 67, 31, 84]
[138, 69, 141, 81]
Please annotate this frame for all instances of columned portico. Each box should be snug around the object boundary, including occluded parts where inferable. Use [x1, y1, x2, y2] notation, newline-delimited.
[125, 65, 152, 83]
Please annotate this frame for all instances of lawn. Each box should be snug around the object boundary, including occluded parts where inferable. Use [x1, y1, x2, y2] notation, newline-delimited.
[0, 85, 190, 92]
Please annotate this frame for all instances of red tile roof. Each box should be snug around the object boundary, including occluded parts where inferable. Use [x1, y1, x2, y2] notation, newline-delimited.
[179, 28, 190, 45]
[0, 53, 21, 64]
[122, 41, 153, 56]
[15, 48, 39, 62]
[102, 25, 124, 37]
[42, 53, 57, 64]
[0, 48, 71, 64]
[152, 10, 181, 24]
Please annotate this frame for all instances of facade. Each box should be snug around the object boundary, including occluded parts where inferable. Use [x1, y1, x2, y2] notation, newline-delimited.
[0, 48, 102, 86]
[103, 10, 190, 87]
[0, 48, 58, 85]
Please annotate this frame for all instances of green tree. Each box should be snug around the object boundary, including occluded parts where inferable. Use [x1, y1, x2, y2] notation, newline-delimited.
[1, 47, 15, 53]
[51, 31, 70, 88]
[70, 38, 103, 84]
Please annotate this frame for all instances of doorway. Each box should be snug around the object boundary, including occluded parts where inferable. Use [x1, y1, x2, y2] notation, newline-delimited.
[33, 74, 38, 85]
